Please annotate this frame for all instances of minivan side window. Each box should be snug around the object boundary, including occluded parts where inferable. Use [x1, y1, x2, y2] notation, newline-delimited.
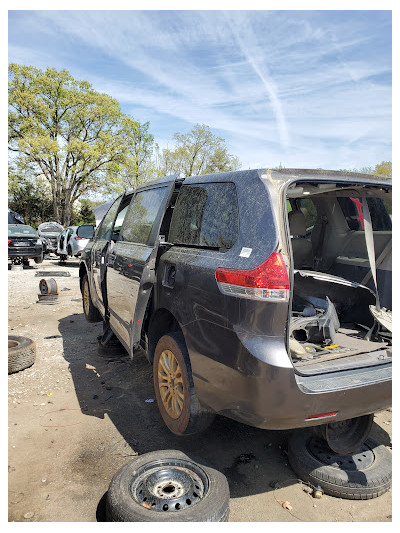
[168, 182, 239, 250]
[296, 198, 318, 230]
[120, 187, 167, 245]
[337, 197, 392, 231]
[96, 196, 123, 241]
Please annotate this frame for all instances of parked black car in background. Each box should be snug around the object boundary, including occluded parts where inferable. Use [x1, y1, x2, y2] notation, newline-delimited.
[8, 224, 43, 265]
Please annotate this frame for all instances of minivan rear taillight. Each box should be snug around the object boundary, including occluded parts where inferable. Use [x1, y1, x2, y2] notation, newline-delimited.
[216, 252, 289, 301]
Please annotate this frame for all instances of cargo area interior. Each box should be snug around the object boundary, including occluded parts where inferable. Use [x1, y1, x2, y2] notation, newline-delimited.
[286, 181, 392, 375]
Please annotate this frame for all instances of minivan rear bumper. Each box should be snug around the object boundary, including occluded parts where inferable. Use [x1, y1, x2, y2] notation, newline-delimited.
[187, 328, 392, 430]
[217, 364, 392, 430]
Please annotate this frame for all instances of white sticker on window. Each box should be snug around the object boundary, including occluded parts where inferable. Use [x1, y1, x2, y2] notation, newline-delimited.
[240, 247, 252, 258]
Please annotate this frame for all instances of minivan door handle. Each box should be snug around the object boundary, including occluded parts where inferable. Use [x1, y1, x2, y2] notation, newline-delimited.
[162, 264, 176, 289]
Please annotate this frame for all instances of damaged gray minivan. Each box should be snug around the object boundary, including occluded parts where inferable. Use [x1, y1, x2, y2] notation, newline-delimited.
[80, 168, 392, 455]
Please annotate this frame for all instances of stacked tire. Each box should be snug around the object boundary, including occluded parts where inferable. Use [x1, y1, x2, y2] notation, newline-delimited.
[288, 429, 391, 500]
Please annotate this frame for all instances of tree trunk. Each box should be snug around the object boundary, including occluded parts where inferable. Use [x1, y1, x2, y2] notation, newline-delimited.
[62, 193, 72, 227]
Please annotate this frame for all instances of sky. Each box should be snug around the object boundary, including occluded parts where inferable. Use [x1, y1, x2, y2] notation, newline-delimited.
[8, 8, 392, 171]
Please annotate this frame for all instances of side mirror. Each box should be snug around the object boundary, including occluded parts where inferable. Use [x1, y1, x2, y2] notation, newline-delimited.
[76, 224, 95, 239]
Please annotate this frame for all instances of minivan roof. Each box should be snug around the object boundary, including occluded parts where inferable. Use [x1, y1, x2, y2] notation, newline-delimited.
[135, 168, 391, 192]
[265, 168, 391, 185]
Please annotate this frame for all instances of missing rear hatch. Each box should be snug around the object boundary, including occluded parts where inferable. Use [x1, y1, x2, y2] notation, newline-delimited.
[286, 181, 392, 372]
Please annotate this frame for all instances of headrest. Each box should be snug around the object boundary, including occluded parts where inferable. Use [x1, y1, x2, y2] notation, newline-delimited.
[288, 210, 306, 237]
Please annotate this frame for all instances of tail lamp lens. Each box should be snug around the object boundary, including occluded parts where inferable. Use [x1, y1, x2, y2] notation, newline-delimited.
[216, 252, 289, 301]
[8, 240, 11, 244]
[305, 411, 338, 421]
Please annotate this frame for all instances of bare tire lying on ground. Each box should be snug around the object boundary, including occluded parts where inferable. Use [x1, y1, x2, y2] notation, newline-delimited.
[106, 449, 230, 522]
[153, 333, 215, 435]
[288, 429, 391, 499]
[8, 336, 36, 374]
[81, 273, 102, 322]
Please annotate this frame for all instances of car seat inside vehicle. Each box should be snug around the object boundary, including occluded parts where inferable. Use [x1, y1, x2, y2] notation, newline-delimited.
[288, 209, 314, 269]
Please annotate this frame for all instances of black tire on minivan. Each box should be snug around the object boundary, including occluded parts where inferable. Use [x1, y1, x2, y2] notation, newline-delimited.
[81, 273, 102, 323]
[153, 333, 215, 435]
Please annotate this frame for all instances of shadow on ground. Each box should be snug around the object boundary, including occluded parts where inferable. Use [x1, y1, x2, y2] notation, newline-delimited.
[58, 311, 391, 505]
[58, 313, 296, 501]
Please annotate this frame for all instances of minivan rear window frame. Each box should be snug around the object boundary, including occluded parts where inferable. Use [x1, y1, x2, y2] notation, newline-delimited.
[168, 181, 239, 252]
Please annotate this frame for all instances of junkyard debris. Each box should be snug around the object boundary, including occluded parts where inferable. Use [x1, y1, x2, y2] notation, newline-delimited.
[277, 499, 293, 511]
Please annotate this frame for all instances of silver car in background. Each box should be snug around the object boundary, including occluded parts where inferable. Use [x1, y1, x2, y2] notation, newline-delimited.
[57, 224, 94, 261]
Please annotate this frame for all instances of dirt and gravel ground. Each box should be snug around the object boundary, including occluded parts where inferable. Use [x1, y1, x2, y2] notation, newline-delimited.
[8, 257, 392, 522]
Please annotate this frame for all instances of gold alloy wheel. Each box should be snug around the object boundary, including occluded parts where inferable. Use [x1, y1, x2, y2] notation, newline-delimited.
[158, 349, 185, 419]
[83, 280, 90, 315]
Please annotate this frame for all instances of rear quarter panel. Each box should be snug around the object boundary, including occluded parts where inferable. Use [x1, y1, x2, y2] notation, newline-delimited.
[155, 170, 288, 411]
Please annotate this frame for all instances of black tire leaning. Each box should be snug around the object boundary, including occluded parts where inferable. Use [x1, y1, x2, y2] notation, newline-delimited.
[288, 429, 392, 500]
[81, 273, 102, 323]
[106, 449, 230, 522]
[153, 332, 215, 436]
[8, 336, 36, 374]
[34, 253, 43, 264]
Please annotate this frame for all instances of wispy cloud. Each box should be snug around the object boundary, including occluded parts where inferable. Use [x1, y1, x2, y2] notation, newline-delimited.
[223, 11, 290, 148]
[8, 10, 391, 170]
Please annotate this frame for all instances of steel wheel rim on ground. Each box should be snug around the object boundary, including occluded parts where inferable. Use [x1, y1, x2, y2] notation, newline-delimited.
[39, 278, 58, 295]
[157, 349, 184, 419]
[130, 458, 209, 513]
[307, 437, 375, 470]
[106, 449, 230, 522]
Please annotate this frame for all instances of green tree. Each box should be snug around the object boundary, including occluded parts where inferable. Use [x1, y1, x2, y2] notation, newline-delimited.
[8, 165, 53, 227]
[72, 199, 96, 225]
[8, 64, 142, 226]
[373, 161, 392, 215]
[374, 161, 392, 179]
[105, 120, 156, 194]
[156, 124, 241, 178]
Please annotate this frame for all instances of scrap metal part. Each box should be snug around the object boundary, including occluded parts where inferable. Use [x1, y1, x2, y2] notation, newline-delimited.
[369, 305, 392, 332]
[290, 297, 340, 345]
